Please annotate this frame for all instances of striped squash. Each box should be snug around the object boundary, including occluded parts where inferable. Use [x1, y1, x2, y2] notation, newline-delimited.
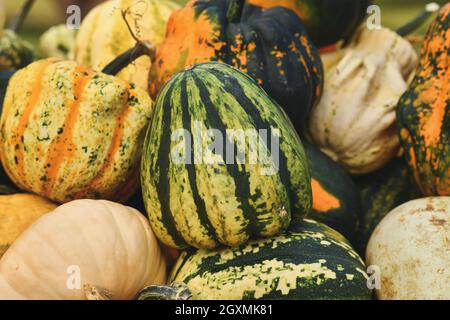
[397, 4, 450, 196]
[0, 58, 154, 203]
[166, 219, 371, 300]
[304, 142, 360, 242]
[149, 0, 323, 128]
[74, 0, 179, 90]
[141, 62, 312, 250]
[355, 158, 421, 255]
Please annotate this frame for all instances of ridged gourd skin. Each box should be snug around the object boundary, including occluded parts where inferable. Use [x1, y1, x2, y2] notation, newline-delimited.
[309, 26, 418, 175]
[0, 58, 154, 203]
[74, 0, 179, 90]
[0, 194, 57, 258]
[397, 4, 450, 196]
[246, 0, 372, 47]
[0, 30, 35, 71]
[366, 197, 450, 300]
[141, 62, 312, 250]
[304, 141, 360, 243]
[149, 0, 323, 128]
[354, 158, 421, 255]
[169, 219, 372, 300]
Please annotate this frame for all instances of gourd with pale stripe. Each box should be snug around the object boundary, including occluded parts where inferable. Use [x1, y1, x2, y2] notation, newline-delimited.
[74, 0, 179, 90]
[141, 62, 312, 250]
[397, 4, 450, 196]
[39, 24, 77, 59]
[138, 219, 372, 300]
[0, 41, 155, 203]
[149, 0, 323, 128]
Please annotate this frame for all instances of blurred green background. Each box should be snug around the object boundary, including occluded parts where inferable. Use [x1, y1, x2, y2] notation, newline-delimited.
[2, 0, 448, 46]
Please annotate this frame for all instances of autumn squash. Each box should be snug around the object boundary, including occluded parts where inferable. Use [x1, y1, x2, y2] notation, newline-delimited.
[0, 199, 167, 300]
[0, 41, 155, 203]
[0, 0, 35, 71]
[149, 0, 323, 127]
[74, 0, 179, 90]
[0, 194, 57, 258]
[39, 24, 77, 59]
[354, 157, 421, 255]
[304, 141, 360, 242]
[308, 25, 418, 175]
[142, 62, 312, 250]
[397, 3, 450, 196]
[366, 197, 450, 300]
[139, 219, 372, 300]
[246, 0, 372, 47]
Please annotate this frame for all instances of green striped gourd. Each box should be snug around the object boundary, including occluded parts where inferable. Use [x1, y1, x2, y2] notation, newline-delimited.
[141, 62, 312, 250]
[150, 219, 372, 300]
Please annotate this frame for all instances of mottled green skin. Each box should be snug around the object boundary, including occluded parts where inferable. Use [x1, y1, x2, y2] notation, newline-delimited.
[169, 219, 372, 300]
[304, 141, 360, 243]
[354, 158, 421, 256]
[0, 30, 35, 71]
[141, 62, 312, 249]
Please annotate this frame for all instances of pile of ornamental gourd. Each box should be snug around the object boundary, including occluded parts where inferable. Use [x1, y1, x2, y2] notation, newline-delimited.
[0, 0, 448, 301]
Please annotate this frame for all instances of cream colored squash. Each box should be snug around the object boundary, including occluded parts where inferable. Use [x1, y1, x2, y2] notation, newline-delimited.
[0, 199, 167, 300]
[74, 0, 179, 90]
[366, 197, 450, 300]
[0, 194, 57, 258]
[308, 26, 418, 175]
[39, 24, 77, 59]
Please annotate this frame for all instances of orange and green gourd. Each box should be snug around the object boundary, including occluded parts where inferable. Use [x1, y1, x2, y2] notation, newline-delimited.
[246, 0, 371, 48]
[149, 0, 323, 127]
[0, 42, 155, 203]
[397, 4, 450, 196]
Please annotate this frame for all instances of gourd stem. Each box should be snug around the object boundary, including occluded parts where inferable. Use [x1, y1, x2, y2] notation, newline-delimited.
[8, 0, 36, 33]
[227, 0, 245, 23]
[137, 283, 193, 300]
[396, 2, 440, 37]
[102, 41, 156, 76]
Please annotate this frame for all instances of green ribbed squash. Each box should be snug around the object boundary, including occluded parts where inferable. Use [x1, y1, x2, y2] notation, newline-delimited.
[304, 142, 360, 242]
[141, 62, 312, 250]
[355, 158, 421, 255]
[168, 219, 371, 300]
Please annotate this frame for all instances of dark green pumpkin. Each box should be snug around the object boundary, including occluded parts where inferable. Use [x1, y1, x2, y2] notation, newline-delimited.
[149, 0, 324, 128]
[396, 3, 450, 197]
[354, 158, 421, 256]
[246, 0, 372, 48]
[304, 141, 360, 243]
[142, 62, 312, 250]
[147, 219, 371, 300]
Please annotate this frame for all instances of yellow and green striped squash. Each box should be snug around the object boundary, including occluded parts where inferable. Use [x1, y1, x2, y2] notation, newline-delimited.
[168, 219, 372, 300]
[74, 0, 179, 91]
[0, 30, 35, 72]
[141, 62, 312, 250]
[0, 58, 154, 203]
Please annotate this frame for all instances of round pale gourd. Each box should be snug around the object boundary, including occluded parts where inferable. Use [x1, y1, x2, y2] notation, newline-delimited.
[366, 197, 450, 300]
[39, 24, 77, 59]
[0, 194, 57, 258]
[0, 199, 167, 300]
[74, 0, 179, 90]
[308, 26, 418, 175]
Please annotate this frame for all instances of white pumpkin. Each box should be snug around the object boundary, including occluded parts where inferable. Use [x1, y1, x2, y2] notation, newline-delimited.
[308, 26, 418, 175]
[366, 197, 450, 300]
[39, 24, 77, 59]
[0, 200, 167, 300]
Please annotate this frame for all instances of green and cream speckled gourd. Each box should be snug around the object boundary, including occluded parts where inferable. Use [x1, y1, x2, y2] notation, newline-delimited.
[139, 219, 372, 300]
[367, 197, 450, 300]
[0, 41, 155, 203]
[39, 24, 78, 59]
[0, 200, 167, 300]
[141, 62, 312, 250]
[74, 0, 179, 90]
[308, 26, 418, 175]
